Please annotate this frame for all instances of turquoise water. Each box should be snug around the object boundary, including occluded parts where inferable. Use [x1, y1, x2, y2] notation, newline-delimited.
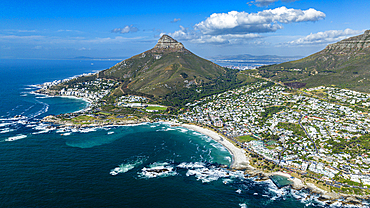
[270, 175, 294, 189]
[0, 59, 351, 207]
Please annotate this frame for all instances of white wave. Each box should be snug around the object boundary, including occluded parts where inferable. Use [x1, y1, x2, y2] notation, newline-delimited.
[165, 128, 175, 131]
[110, 161, 142, 176]
[0, 128, 15, 134]
[222, 178, 233, 184]
[61, 132, 72, 136]
[33, 123, 50, 131]
[177, 162, 205, 169]
[0, 123, 12, 127]
[28, 101, 49, 119]
[32, 130, 50, 134]
[17, 120, 28, 125]
[139, 162, 177, 179]
[225, 156, 231, 162]
[26, 84, 41, 89]
[185, 167, 233, 183]
[110, 157, 146, 176]
[6, 134, 27, 142]
[239, 203, 247, 208]
[56, 128, 70, 133]
[79, 128, 97, 133]
[178, 128, 188, 133]
[210, 142, 227, 152]
[0, 116, 28, 121]
[107, 131, 114, 135]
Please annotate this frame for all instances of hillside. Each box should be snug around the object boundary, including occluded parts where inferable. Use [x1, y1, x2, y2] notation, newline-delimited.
[46, 35, 256, 107]
[98, 35, 227, 97]
[253, 30, 370, 92]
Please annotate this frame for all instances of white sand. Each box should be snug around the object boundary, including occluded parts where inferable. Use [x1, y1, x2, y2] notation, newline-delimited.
[180, 124, 250, 169]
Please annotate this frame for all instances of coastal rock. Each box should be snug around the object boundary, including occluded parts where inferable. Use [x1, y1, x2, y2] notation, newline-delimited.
[42, 115, 60, 123]
[306, 183, 327, 195]
[319, 192, 341, 201]
[244, 169, 270, 180]
[343, 196, 362, 205]
[290, 178, 305, 190]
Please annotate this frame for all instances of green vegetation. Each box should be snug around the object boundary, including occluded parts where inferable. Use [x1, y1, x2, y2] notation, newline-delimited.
[146, 106, 167, 111]
[276, 123, 306, 137]
[327, 134, 370, 155]
[260, 105, 286, 123]
[163, 69, 258, 107]
[250, 31, 370, 93]
[237, 135, 257, 143]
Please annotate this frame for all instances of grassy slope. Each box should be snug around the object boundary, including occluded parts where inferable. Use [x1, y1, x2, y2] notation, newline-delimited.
[256, 50, 370, 93]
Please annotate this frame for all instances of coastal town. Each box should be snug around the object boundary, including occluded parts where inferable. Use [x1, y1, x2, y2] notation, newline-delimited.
[178, 81, 370, 195]
[37, 73, 370, 200]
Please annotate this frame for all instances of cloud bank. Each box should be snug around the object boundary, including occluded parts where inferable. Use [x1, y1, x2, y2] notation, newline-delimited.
[170, 6, 325, 45]
[195, 7, 325, 35]
[288, 29, 363, 45]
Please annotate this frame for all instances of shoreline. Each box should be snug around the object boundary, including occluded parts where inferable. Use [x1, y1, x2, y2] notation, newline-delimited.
[30, 91, 93, 113]
[39, 113, 370, 205]
[179, 123, 251, 170]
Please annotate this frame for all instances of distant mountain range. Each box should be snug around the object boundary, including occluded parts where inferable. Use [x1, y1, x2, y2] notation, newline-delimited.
[209, 54, 302, 66]
[253, 30, 370, 93]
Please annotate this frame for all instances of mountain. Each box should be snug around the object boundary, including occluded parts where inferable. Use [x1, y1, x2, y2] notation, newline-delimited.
[98, 35, 227, 97]
[209, 54, 302, 65]
[254, 30, 370, 93]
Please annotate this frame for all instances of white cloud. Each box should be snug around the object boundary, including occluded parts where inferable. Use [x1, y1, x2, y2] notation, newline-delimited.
[287, 29, 363, 45]
[171, 18, 181, 23]
[194, 34, 263, 44]
[195, 7, 325, 35]
[170, 26, 262, 44]
[248, 0, 298, 7]
[111, 25, 139, 34]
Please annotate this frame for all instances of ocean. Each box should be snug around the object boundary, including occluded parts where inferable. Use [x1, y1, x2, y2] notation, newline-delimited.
[0, 59, 351, 207]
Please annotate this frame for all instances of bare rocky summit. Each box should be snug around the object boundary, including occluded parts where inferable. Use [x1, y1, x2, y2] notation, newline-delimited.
[154, 35, 184, 50]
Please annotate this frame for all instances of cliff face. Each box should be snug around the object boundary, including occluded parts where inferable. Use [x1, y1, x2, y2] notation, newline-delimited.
[324, 30, 370, 54]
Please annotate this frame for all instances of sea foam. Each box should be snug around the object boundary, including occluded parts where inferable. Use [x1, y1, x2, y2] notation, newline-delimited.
[110, 157, 145, 176]
[6, 134, 27, 142]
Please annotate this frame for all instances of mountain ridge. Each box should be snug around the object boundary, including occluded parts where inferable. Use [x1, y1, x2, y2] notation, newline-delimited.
[252, 30, 370, 93]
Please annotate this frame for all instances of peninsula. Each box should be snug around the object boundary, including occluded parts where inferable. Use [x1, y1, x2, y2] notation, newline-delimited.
[36, 34, 370, 206]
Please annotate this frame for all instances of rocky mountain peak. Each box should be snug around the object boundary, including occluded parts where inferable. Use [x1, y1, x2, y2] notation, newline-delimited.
[154, 35, 184, 50]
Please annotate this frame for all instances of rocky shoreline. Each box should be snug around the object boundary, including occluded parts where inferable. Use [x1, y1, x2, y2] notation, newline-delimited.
[244, 167, 369, 206]
[39, 102, 370, 207]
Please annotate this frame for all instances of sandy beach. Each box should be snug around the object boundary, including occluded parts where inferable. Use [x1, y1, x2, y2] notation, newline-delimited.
[180, 123, 250, 169]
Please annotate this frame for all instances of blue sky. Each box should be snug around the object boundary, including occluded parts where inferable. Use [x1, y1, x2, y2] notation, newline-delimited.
[0, 0, 369, 59]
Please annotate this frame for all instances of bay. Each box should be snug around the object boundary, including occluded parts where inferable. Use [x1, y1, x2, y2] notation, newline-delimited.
[0, 59, 334, 207]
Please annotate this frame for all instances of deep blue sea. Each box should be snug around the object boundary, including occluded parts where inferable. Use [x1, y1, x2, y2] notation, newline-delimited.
[0, 59, 349, 207]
